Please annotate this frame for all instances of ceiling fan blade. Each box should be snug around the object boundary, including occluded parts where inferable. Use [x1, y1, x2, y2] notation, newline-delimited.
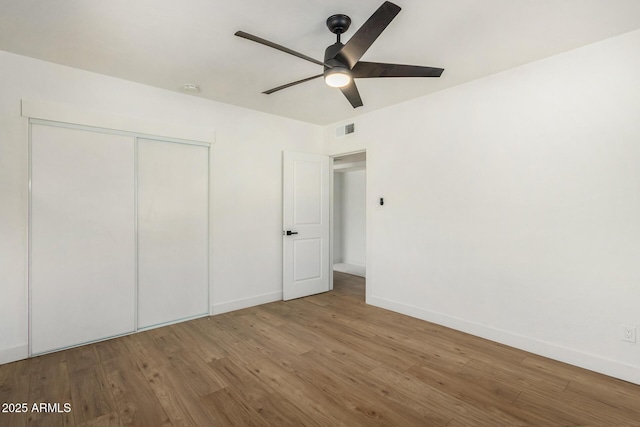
[352, 61, 444, 78]
[262, 74, 323, 95]
[335, 2, 401, 68]
[340, 81, 364, 108]
[235, 31, 326, 67]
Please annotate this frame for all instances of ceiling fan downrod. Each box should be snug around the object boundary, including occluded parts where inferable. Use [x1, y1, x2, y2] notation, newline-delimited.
[326, 13, 351, 41]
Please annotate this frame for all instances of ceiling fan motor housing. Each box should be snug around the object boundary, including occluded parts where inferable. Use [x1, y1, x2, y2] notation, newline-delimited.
[323, 42, 351, 85]
[324, 43, 346, 69]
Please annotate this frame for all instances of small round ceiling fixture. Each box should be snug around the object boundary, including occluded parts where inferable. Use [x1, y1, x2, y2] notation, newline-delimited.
[183, 83, 200, 93]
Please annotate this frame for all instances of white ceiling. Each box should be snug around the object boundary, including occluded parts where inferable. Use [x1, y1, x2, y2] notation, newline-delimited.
[1, 0, 640, 125]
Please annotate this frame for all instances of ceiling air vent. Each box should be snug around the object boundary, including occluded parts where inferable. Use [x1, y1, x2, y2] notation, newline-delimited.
[336, 123, 355, 137]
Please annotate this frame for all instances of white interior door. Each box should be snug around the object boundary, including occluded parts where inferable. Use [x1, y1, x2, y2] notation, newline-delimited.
[282, 151, 330, 300]
[137, 139, 209, 329]
[31, 124, 136, 354]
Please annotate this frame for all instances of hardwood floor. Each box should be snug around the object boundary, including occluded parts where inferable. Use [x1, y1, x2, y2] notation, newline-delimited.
[2, 271, 640, 426]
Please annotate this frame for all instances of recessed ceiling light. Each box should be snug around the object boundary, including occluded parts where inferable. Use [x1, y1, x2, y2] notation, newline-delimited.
[183, 84, 200, 93]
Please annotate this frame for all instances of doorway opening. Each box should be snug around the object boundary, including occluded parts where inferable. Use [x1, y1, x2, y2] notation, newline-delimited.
[332, 151, 366, 298]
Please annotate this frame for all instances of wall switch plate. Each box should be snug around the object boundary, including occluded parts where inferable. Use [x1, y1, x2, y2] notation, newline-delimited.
[622, 325, 636, 343]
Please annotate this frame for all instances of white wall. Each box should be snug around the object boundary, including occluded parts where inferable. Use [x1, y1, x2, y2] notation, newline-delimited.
[0, 50, 323, 364]
[324, 30, 640, 384]
[338, 170, 366, 267]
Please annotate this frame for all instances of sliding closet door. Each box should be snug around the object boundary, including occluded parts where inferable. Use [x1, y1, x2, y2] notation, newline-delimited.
[137, 139, 209, 329]
[31, 124, 135, 354]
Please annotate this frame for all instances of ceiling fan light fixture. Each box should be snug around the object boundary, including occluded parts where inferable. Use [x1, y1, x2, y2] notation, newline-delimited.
[324, 67, 352, 88]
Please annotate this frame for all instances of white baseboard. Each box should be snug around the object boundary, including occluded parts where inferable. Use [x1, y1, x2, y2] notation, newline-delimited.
[368, 295, 640, 386]
[333, 262, 366, 277]
[0, 343, 28, 365]
[342, 259, 365, 268]
[211, 291, 282, 315]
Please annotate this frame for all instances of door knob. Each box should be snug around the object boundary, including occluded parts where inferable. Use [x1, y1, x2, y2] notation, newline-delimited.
[285, 230, 298, 236]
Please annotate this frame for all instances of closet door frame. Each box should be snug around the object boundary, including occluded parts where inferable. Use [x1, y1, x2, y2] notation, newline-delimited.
[28, 118, 211, 356]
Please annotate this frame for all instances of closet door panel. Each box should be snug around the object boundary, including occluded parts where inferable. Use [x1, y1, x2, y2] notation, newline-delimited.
[31, 124, 135, 354]
[137, 139, 209, 328]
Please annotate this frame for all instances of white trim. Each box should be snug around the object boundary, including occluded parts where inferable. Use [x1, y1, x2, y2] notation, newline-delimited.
[27, 120, 33, 357]
[333, 161, 366, 172]
[333, 262, 366, 278]
[207, 146, 212, 315]
[21, 99, 214, 144]
[368, 295, 640, 386]
[211, 292, 283, 315]
[0, 344, 29, 364]
[365, 149, 373, 305]
[329, 159, 335, 291]
[341, 259, 365, 268]
[29, 118, 210, 147]
[133, 138, 139, 332]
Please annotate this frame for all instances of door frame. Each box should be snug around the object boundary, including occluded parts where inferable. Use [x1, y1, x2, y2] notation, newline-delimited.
[329, 149, 367, 294]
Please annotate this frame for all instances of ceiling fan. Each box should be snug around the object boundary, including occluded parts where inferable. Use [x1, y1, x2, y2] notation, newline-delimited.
[235, 1, 444, 108]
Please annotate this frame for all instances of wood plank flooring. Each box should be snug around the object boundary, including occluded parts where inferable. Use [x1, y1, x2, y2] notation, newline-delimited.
[2, 271, 640, 426]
